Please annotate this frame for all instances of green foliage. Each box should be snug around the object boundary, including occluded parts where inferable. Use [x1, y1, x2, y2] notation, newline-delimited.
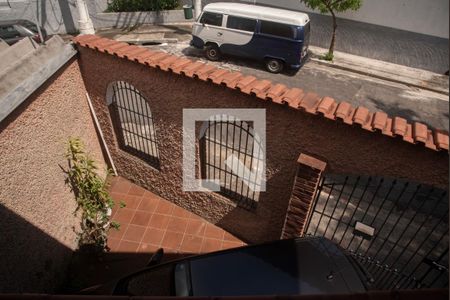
[64, 138, 117, 252]
[301, 0, 362, 13]
[321, 51, 334, 61]
[106, 0, 180, 12]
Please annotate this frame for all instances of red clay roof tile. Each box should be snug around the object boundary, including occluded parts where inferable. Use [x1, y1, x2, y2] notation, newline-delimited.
[266, 84, 288, 103]
[335, 102, 355, 125]
[73, 35, 449, 152]
[299, 92, 321, 114]
[207, 69, 230, 84]
[434, 130, 449, 150]
[317, 96, 337, 120]
[382, 118, 394, 137]
[372, 112, 388, 132]
[194, 64, 217, 80]
[413, 122, 428, 144]
[180, 61, 205, 77]
[403, 124, 415, 144]
[236, 75, 257, 91]
[221, 72, 243, 88]
[425, 130, 437, 150]
[157, 55, 179, 70]
[393, 117, 408, 137]
[170, 58, 193, 74]
[250, 80, 272, 98]
[281, 88, 304, 108]
[124, 47, 148, 60]
[134, 51, 158, 64]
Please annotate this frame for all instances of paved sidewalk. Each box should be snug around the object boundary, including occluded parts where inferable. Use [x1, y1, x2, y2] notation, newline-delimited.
[108, 176, 245, 254]
[309, 46, 449, 95]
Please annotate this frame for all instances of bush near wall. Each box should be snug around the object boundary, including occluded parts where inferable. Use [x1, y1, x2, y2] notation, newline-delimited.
[106, 0, 180, 12]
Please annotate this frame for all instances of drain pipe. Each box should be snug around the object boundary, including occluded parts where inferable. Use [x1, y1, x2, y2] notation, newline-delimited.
[85, 92, 118, 176]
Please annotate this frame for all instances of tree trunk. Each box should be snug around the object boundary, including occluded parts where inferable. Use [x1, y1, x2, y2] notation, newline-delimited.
[329, 10, 337, 56]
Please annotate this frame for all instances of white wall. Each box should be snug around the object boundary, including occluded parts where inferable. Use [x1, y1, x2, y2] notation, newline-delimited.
[240, 0, 449, 38]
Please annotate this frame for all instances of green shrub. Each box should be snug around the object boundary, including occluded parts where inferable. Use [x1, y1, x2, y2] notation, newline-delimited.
[106, 0, 180, 12]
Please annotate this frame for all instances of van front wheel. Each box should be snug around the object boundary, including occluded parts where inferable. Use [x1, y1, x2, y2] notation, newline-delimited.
[205, 44, 221, 61]
[265, 58, 284, 73]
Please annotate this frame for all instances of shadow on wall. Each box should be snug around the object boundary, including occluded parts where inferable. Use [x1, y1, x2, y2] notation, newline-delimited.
[0, 204, 73, 293]
[0, 202, 193, 293]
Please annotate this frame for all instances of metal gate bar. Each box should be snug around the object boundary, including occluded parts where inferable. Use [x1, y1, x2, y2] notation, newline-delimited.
[304, 174, 449, 290]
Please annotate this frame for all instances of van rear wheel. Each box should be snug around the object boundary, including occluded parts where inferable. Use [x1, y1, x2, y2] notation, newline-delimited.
[205, 44, 221, 61]
[265, 58, 284, 73]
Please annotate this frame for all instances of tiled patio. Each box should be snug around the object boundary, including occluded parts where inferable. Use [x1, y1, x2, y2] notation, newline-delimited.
[107, 176, 246, 255]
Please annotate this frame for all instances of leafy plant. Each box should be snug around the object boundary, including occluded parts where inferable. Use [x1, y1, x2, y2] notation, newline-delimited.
[321, 52, 334, 61]
[106, 0, 180, 12]
[301, 0, 362, 60]
[64, 138, 118, 252]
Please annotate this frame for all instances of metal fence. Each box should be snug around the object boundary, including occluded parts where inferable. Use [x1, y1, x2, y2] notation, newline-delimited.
[110, 81, 160, 169]
[199, 118, 263, 209]
[304, 175, 448, 290]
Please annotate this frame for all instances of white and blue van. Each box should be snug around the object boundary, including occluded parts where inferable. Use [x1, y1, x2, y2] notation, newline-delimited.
[190, 2, 310, 73]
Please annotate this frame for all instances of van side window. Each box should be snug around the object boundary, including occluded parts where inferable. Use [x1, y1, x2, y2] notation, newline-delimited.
[226, 16, 257, 32]
[200, 12, 223, 27]
[260, 21, 296, 39]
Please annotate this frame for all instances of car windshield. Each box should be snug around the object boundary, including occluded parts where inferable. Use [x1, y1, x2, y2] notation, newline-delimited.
[124, 264, 174, 296]
[174, 238, 366, 297]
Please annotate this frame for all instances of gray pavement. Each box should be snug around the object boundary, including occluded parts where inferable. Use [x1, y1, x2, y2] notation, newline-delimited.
[308, 13, 449, 74]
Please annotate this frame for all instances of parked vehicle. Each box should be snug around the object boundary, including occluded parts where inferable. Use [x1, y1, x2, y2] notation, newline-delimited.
[81, 237, 372, 296]
[0, 19, 47, 45]
[190, 2, 310, 73]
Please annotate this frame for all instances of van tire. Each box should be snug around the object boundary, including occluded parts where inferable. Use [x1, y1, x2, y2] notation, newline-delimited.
[265, 58, 284, 73]
[205, 44, 221, 61]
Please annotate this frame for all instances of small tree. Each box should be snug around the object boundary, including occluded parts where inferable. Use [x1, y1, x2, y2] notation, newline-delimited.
[302, 0, 362, 60]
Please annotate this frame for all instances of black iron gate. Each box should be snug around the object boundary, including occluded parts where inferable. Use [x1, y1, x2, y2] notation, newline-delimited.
[304, 175, 448, 290]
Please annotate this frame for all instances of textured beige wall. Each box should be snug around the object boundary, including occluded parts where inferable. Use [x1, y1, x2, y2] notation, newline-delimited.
[0, 59, 106, 293]
[77, 48, 448, 244]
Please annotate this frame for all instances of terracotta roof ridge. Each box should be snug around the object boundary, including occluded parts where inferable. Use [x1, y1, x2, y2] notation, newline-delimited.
[71, 34, 449, 152]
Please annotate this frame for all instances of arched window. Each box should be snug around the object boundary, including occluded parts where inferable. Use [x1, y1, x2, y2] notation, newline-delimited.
[108, 81, 160, 169]
[200, 117, 263, 209]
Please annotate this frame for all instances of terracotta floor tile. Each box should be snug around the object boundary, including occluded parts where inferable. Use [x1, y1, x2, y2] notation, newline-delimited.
[118, 240, 140, 253]
[180, 235, 203, 254]
[155, 200, 174, 215]
[123, 224, 146, 243]
[204, 223, 225, 240]
[108, 224, 128, 240]
[112, 208, 135, 225]
[110, 178, 132, 194]
[201, 238, 222, 253]
[142, 227, 165, 245]
[221, 240, 244, 250]
[148, 213, 171, 230]
[107, 237, 121, 252]
[130, 211, 152, 227]
[167, 217, 189, 234]
[185, 219, 206, 236]
[138, 243, 160, 253]
[128, 184, 146, 197]
[223, 231, 242, 242]
[172, 206, 192, 218]
[138, 196, 160, 213]
[120, 194, 142, 210]
[161, 231, 184, 250]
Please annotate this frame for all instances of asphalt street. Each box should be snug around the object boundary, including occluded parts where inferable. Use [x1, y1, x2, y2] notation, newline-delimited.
[148, 40, 449, 131]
